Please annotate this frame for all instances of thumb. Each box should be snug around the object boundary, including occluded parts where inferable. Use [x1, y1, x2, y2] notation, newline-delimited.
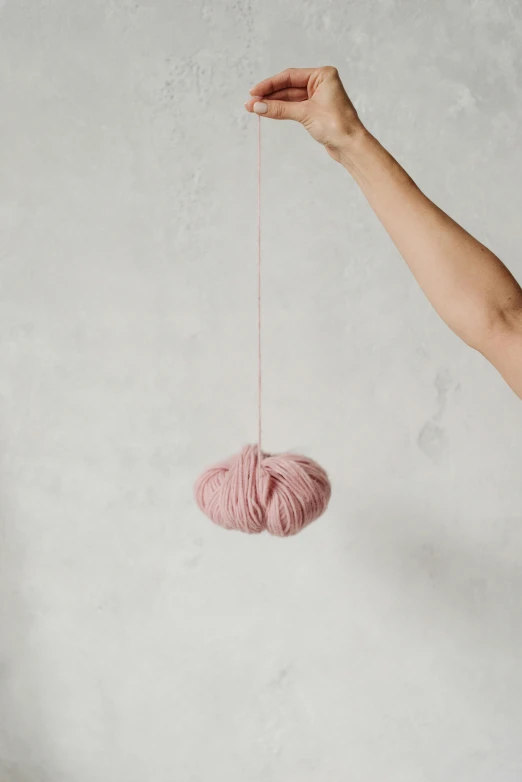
[253, 99, 305, 122]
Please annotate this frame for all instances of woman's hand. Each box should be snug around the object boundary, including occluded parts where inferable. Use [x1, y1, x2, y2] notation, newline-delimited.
[245, 66, 366, 163]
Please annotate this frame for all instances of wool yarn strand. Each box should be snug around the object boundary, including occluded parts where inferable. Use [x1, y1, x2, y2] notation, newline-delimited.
[194, 114, 331, 536]
[257, 114, 262, 454]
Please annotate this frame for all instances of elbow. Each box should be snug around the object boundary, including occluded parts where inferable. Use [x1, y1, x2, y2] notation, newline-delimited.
[467, 301, 522, 356]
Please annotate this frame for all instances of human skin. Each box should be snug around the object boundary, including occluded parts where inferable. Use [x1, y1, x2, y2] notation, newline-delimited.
[245, 66, 522, 399]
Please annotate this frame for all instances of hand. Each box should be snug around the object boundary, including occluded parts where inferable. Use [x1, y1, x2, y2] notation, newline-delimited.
[245, 66, 366, 163]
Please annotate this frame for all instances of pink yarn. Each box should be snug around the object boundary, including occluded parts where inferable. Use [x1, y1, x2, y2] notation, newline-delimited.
[195, 116, 331, 535]
[195, 445, 331, 536]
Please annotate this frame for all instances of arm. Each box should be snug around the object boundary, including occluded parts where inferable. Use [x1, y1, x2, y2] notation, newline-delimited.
[341, 130, 522, 395]
[245, 67, 522, 398]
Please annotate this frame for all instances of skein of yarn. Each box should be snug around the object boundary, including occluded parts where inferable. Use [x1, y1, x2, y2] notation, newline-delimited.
[194, 116, 331, 536]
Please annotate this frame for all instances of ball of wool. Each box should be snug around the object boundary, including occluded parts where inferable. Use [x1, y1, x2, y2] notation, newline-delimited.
[194, 444, 331, 536]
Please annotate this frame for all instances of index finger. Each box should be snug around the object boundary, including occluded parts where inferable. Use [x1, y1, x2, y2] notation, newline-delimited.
[250, 68, 314, 97]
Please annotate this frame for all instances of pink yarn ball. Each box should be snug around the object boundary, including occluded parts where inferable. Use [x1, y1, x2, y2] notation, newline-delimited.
[194, 444, 331, 536]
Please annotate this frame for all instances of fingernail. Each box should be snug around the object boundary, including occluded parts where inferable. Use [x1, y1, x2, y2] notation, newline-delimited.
[254, 101, 268, 114]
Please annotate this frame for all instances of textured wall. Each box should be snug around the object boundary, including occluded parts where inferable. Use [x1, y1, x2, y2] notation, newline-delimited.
[1, 1, 522, 780]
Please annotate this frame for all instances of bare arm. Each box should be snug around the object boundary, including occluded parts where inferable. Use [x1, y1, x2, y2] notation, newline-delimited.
[245, 67, 522, 398]
[341, 130, 522, 395]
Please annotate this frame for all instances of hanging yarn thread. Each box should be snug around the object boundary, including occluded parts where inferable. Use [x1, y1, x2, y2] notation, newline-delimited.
[194, 117, 331, 536]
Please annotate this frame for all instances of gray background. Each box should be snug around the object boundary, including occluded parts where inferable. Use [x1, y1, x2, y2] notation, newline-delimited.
[1, 1, 522, 780]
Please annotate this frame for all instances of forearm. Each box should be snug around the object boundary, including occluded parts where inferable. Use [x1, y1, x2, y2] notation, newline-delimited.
[340, 130, 522, 351]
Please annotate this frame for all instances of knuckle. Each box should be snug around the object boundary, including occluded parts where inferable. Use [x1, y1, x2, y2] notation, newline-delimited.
[322, 65, 338, 77]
